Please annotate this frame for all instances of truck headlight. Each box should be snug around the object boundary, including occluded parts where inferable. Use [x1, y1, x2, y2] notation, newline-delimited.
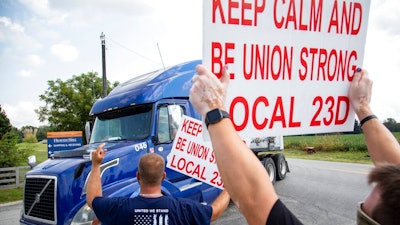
[71, 204, 97, 225]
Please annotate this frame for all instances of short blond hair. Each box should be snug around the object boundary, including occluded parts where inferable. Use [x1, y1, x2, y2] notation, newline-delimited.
[138, 153, 165, 186]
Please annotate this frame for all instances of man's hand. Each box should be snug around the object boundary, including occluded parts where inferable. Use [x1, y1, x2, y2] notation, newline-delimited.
[190, 65, 230, 117]
[87, 143, 107, 209]
[348, 68, 373, 120]
[92, 143, 107, 166]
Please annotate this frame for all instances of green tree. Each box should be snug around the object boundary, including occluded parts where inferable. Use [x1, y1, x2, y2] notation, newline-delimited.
[0, 105, 12, 139]
[383, 118, 397, 132]
[36, 125, 51, 141]
[353, 119, 361, 134]
[12, 127, 23, 143]
[0, 131, 33, 167]
[35, 72, 118, 142]
[0, 108, 33, 167]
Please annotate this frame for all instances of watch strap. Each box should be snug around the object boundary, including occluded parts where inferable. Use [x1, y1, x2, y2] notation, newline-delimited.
[205, 108, 230, 128]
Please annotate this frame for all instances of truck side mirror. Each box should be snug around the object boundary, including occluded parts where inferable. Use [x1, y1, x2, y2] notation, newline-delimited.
[85, 121, 92, 144]
[28, 155, 36, 169]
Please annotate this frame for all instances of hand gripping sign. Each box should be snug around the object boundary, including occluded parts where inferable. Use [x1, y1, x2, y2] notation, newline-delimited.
[167, 116, 223, 189]
[203, 0, 371, 138]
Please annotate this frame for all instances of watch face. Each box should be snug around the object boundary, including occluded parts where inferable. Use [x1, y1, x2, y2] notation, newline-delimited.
[207, 109, 222, 124]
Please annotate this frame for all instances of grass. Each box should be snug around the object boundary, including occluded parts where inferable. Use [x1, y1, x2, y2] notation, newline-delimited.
[1, 143, 48, 204]
[283, 148, 372, 164]
[16, 142, 49, 166]
[0, 187, 24, 204]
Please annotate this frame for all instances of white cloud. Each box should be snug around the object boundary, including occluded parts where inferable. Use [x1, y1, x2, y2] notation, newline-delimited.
[369, 0, 400, 35]
[0, 16, 24, 33]
[0, 16, 24, 34]
[18, 69, 32, 77]
[19, 0, 69, 25]
[3, 102, 44, 128]
[26, 54, 46, 66]
[50, 43, 79, 62]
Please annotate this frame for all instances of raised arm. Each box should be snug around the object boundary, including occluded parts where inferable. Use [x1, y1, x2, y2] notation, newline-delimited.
[349, 69, 400, 165]
[86, 144, 106, 208]
[190, 65, 278, 225]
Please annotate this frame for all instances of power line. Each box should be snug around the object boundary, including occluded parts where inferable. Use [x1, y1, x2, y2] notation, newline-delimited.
[106, 36, 163, 67]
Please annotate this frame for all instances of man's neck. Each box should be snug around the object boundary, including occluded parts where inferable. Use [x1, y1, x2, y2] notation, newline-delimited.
[139, 185, 162, 198]
[139, 193, 163, 198]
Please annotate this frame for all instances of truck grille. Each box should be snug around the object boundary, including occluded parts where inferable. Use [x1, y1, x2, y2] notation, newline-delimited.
[24, 175, 57, 224]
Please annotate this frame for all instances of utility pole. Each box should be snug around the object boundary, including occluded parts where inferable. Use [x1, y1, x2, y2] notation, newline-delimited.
[100, 32, 107, 97]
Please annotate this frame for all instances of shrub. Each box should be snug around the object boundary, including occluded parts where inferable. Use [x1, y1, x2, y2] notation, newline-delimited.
[23, 134, 38, 143]
[0, 131, 34, 167]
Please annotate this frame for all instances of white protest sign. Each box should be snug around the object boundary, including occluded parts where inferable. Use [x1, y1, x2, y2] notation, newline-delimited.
[203, 0, 371, 138]
[167, 115, 223, 189]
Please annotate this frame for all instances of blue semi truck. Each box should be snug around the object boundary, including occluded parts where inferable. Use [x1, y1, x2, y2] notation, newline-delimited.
[20, 60, 288, 225]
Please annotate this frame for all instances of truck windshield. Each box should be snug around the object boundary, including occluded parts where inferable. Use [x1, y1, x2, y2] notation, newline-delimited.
[90, 104, 153, 143]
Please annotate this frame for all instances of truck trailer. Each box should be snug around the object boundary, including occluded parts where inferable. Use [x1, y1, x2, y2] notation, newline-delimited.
[20, 60, 288, 225]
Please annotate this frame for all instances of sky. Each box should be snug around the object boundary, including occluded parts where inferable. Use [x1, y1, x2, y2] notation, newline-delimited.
[0, 0, 400, 129]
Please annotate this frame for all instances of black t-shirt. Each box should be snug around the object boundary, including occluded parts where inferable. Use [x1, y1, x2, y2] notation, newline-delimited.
[266, 199, 304, 225]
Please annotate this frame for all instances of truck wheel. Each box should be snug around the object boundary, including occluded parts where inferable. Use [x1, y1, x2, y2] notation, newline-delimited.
[263, 157, 276, 184]
[272, 153, 287, 181]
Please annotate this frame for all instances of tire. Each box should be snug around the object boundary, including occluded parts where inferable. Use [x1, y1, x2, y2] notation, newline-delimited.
[272, 153, 287, 181]
[263, 157, 276, 184]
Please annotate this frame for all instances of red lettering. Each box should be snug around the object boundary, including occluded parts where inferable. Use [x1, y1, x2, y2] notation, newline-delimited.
[285, 0, 297, 29]
[328, 1, 363, 35]
[209, 152, 216, 164]
[243, 44, 293, 80]
[298, 47, 357, 81]
[181, 118, 189, 132]
[253, 96, 269, 129]
[289, 97, 301, 127]
[335, 96, 349, 125]
[170, 156, 206, 181]
[212, 0, 226, 24]
[351, 3, 362, 35]
[228, 0, 240, 24]
[310, 96, 349, 126]
[255, 0, 266, 26]
[210, 171, 224, 187]
[273, 0, 284, 28]
[211, 42, 235, 79]
[212, 0, 266, 26]
[323, 96, 335, 126]
[269, 97, 286, 128]
[241, 0, 252, 25]
[186, 161, 194, 173]
[274, 0, 322, 32]
[230, 96, 249, 131]
[175, 137, 186, 152]
[180, 118, 202, 136]
[229, 95, 300, 131]
[310, 0, 323, 31]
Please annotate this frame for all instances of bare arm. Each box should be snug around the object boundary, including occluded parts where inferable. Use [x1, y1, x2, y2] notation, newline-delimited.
[86, 144, 106, 208]
[208, 119, 278, 224]
[190, 65, 278, 225]
[349, 69, 400, 165]
[210, 189, 230, 221]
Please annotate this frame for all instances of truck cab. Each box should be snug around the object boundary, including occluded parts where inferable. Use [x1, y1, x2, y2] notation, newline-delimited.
[20, 60, 221, 225]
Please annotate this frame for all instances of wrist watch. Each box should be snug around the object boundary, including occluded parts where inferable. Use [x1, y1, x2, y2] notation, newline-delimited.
[205, 108, 230, 128]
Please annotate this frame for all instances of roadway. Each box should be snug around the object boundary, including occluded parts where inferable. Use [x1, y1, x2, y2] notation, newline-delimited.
[212, 158, 373, 225]
[1, 158, 374, 225]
